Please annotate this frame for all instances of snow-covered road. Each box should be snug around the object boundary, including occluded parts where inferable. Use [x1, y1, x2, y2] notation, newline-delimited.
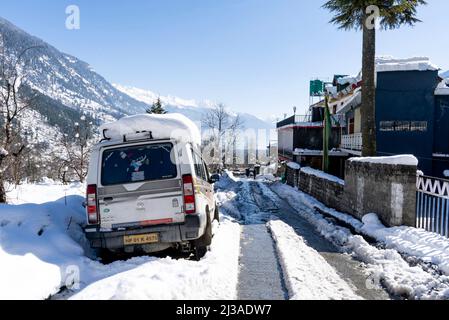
[2, 175, 449, 300]
[218, 175, 385, 300]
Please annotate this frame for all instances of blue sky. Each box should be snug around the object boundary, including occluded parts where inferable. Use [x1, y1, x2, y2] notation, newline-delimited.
[1, 0, 448, 120]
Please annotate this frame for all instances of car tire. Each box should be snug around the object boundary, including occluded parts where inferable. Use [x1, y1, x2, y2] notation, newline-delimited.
[214, 204, 220, 222]
[193, 215, 212, 261]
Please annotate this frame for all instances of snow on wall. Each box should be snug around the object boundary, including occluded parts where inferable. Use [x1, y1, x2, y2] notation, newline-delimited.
[99, 113, 202, 145]
[301, 167, 345, 186]
[349, 155, 418, 166]
[376, 56, 439, 73]
[287, 162, 300, 170]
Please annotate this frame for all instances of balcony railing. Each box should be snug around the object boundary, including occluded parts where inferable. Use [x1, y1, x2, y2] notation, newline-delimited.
[341, 133, 363, 151]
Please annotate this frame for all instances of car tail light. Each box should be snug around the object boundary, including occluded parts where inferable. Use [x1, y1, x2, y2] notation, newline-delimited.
[86, 184, 99, 224]
[182, 175, 196, 214]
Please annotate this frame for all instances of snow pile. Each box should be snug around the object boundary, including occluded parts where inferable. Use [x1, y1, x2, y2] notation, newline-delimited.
[0, 148, 8, 157]
[6, 180, 84, 205]
[0, 194, 88, 299]
[270, 183, 449, 299]
[1, 180, 242, 300]
[261, 163, 278, 176]
[361, 213, 449, 276]
[257, 174, 277, 182]
[268, 220, 362, 300]
[376, 56, 439, 73]
[71, 217, 241, 300]
[100, 113, 202, 145]
[349, 155, 418, 166]
[435, 79, 449, 96]
[301, 167, 345, 186]
[287, 162, 300, 170]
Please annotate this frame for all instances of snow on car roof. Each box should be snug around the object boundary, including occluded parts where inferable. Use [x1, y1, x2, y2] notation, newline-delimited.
[99, 113, 202, 145]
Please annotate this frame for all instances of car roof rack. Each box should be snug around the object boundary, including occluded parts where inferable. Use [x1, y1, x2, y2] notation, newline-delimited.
[122, 130, 154, 143]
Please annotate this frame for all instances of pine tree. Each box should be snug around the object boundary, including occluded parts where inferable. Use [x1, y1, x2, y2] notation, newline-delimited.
[323, 0, 426, 156]
[146, 97, 167, 114]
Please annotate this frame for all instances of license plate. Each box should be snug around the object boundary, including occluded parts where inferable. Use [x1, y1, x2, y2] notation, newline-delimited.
[124, 233, 159, 246]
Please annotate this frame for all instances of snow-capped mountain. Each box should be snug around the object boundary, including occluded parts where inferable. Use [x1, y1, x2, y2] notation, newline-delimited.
[0, 16, 273, 140]
[441, 70, 449, 79]
[114, 84, 275, 130]
[0, 17, 148, 124]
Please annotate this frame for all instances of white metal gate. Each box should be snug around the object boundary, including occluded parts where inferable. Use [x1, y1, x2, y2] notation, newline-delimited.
[416, 175, 449, 237]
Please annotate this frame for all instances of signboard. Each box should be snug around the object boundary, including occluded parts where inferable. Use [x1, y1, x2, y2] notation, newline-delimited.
[310, 80, 324, 97]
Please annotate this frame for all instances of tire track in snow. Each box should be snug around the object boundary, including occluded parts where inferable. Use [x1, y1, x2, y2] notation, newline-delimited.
[222, 179, 289, 300]
[250, 181, 390, 300]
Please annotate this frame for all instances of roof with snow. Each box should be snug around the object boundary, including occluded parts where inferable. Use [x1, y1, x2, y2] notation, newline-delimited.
[99, 113, 202, 145]
[435, 79, 449, 96]
[376, 56, 439, 73]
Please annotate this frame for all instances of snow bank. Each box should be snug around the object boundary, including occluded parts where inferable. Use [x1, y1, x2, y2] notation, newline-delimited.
[268, 220, 361, 300]
[270, 183, 449, 299]
[6, 180, 84, 205]
[1, 181, 242, 300]
[0, 195, 88, 299]
[361, 213, 449, 276]
[301, 167, 345, 186]
[100, 113, 201, 145]
[71, 217, 241, 300]
[376, 56, 439, 73]
[287, 162, 300, 170]
[349, 155, 418, 166]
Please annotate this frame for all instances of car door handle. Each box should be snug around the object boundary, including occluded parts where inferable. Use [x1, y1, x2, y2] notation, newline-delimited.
[103, 197, 114, 202]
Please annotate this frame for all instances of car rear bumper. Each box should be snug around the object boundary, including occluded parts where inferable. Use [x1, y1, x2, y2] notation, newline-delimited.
[84, 215, 205, 250]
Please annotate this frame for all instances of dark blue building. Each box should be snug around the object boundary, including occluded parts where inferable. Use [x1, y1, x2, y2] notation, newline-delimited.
[376, 69, 438, 175]
[340, 58, 449, 178]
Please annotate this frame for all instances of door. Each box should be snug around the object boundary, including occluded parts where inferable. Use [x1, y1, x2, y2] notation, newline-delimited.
[97, 142, 185, 229]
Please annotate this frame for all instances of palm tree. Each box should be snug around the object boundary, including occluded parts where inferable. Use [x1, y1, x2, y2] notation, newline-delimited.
[323, 0, 426, 156]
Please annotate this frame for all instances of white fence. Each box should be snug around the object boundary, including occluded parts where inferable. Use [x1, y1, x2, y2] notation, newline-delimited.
[416, 175, 449, 237]
[341, 133, 363, 151]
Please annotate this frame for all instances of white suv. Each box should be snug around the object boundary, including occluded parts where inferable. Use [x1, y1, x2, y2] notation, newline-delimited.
[84, 116, 219, 259]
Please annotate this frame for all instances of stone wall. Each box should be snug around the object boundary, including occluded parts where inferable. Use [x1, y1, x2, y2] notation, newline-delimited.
[292, 160, 417, 227]
[344, 160, 416, 227]
[297, 170, 346, 214]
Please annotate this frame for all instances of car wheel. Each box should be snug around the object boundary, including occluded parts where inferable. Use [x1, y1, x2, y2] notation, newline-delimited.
[193, 215, 212, 261]
[214, 204, 220, 222]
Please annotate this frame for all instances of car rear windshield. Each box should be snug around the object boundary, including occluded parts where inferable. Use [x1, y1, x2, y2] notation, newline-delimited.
[101, 143, 177, 186]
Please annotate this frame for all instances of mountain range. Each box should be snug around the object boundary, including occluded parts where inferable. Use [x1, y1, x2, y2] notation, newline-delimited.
[0, 16, 273, 146]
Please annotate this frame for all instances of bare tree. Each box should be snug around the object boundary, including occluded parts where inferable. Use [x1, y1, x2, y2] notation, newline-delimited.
[57, 116, 96, 183]
[202, 103, 244, 168]
[0, 34, 42, 202]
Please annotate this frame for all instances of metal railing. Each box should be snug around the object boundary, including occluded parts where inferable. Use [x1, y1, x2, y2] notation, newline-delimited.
[277, 115, 313, 128]
[341, 133, 363, 151]
[416, 175, 449, 237]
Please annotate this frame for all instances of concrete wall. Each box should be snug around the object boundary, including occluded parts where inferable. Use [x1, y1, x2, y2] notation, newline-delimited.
[344, 161, 417, 227]
[288, 160, 417, 227]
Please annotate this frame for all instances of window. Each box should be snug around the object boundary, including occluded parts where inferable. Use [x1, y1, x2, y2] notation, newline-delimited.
[101, 143, 177, 186]
[380, 121, 428, 132]
[192, 149, 206, 181]
[349, 118, 355, 134]
[410, 121, 428, 132]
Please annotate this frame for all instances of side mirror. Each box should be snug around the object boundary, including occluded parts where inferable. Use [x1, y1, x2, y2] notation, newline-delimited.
[209, 174, 220, 184]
